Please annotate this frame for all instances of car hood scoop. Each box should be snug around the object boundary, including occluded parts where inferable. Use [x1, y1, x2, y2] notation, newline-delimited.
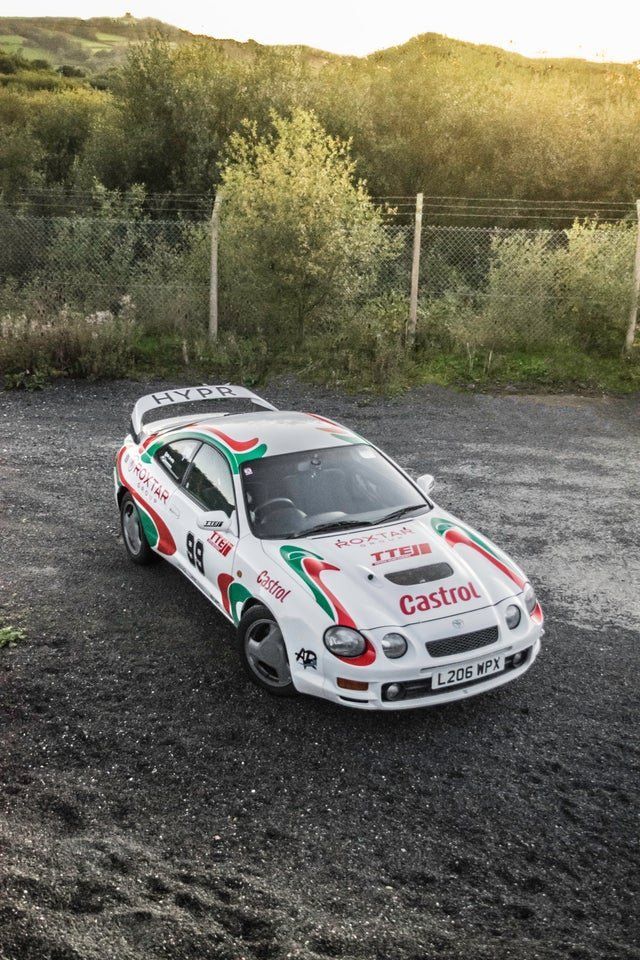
[384, 562, 453, 586]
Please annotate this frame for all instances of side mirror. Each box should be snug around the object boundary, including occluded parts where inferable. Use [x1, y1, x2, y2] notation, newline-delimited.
[196, 510, 232, 532]
[416, 473, 435, 496]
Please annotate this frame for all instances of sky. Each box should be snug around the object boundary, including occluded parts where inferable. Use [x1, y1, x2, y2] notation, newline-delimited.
[3, 0, 640, 61]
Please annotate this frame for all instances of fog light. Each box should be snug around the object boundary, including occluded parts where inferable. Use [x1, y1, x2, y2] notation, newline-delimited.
[386, 683, 404, 700]
[512, 650, 526, 667]
[337, 678, 369, 691]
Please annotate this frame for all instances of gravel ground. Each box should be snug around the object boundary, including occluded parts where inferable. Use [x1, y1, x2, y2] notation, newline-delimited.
[1, 378, 639, 960]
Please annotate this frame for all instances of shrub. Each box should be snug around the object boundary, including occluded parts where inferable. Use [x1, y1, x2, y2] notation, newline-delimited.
[219, 109, 398, 346]
[0, 298, 137, 381]
[305, 292, 408, 390]
[482, 231, 558, 350]
[553, 221, 635, 355]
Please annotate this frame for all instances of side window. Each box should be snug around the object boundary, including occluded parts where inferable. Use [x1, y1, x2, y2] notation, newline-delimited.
[184, 443, 235, 516]
[156, 438, 200, 484]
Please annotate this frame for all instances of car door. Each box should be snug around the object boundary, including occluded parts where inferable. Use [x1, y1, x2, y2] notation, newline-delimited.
[170, 441, 239, 611]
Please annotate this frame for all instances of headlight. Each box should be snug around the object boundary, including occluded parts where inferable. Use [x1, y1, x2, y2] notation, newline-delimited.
[324, 626, 366, 658]
[523, 585, 537, 614]
[505, 604, 521, 629]
[381, 632, 408, 659]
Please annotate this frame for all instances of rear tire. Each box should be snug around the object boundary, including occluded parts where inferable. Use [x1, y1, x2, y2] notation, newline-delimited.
[237, 604, 296, 697]
[120, 491, 156, 566]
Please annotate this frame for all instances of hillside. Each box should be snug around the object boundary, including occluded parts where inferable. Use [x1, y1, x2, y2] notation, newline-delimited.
[1, 19, 639, 204]
[0, 15, 339, 72]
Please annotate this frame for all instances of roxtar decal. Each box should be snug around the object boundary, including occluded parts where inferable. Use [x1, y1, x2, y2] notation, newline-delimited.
[116, 448, 176, 556]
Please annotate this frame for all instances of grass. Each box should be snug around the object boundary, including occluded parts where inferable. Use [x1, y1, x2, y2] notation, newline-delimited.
[0, 34, 25, 48]
[0, 625, 25, 648]
[1, 302, 639, 398]
[94, 32, 128, 43]
[415, 348, 640, 395]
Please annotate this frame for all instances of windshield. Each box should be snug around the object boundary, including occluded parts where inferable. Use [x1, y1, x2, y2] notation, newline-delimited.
[240, 443, 430, 539]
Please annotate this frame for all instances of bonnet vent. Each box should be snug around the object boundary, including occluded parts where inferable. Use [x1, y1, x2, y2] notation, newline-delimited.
[384, 562, 454, 586]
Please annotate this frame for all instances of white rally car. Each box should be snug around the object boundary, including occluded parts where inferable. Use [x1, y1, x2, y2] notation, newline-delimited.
[114, 384, 543, 710]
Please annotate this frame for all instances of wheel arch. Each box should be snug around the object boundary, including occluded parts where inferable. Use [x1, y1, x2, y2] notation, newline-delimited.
[240, 595, 275, 621]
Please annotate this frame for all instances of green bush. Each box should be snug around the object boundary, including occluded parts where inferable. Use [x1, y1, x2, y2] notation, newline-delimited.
[219, 109, 399, 346]
[482, 232, 558, 350]
[554, 221, 635, 354]
[305, 292, 409, 390]
[0, 299, 137, 380]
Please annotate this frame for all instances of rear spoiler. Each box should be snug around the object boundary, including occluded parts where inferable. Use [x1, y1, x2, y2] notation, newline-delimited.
[130, 384, 277, 442]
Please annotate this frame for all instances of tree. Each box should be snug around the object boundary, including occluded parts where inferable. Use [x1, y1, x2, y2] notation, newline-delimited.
[219, 109, 394, 344]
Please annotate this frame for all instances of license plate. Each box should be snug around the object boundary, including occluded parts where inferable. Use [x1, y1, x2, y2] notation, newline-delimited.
[433, 653, 504, 690]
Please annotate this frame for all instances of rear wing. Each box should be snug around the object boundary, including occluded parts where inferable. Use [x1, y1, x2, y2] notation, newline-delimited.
[130, 384, 277, 442]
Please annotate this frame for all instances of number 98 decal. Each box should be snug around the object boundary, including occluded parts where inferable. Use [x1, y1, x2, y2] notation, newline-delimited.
[186, 532, 205, 574]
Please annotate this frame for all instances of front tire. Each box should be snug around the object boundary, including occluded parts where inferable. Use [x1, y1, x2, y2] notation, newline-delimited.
[237, 604, 296, 697]
[120, 492, 155, 565]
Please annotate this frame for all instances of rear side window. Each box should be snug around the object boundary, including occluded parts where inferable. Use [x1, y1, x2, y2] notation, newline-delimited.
[183, 443, 235, 516]
[156, 439, 200, 484]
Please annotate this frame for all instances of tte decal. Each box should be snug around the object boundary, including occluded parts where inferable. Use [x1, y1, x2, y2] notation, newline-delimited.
[400, 581, 481, 616]
[208, 531, 233, 557]
[371, 542, 431, 565]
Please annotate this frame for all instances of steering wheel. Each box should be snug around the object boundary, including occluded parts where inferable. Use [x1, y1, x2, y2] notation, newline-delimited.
[254, 497, 297, 524]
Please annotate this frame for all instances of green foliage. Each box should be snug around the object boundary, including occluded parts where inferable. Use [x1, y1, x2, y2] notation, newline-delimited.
[0, 625, 25, 647]
[553, 221, 635, 354]
[3, 25, 640, 205]
[0, 300, 137, 380]
[305, 293, 409, 391]
[220, 109, 397, 344]
[417, 223, 636, 358]
[415, 347, 640, 395]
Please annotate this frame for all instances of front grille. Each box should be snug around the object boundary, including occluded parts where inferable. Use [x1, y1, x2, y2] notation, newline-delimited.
[426, 625, 499, 658]
[385, 562, 453, 586]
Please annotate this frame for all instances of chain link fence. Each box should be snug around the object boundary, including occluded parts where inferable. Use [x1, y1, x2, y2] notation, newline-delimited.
[0, 206, 637, 356]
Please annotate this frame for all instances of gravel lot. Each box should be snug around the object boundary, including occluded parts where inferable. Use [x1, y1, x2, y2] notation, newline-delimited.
[1, 378, 639, 960]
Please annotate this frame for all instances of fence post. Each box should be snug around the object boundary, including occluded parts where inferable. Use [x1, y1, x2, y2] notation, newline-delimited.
[624, 199, 640, 354]
[407, 192, 423, 348]
[209, 191, 223, 341]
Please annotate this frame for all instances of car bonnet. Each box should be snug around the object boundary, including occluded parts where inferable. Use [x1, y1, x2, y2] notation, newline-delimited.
[261, 511, 529, 631]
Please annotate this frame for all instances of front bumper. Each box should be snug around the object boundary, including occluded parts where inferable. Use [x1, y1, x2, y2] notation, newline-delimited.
[317, 601, 543, 710]
[326, 634, 541, 710]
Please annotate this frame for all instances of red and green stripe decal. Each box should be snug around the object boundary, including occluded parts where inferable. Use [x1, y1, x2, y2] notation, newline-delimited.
[140, 425, 266, 474]
[218, 574, 253, 624]
[280, 545, 375, 666]
[116, 448, 176, 556]
[306, 414, 363, 446]
[431, 518, 543, 622]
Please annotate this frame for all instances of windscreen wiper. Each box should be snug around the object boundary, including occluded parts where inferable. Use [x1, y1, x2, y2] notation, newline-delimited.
[376, 503, 429, 524]
[296, 518, 378, 537]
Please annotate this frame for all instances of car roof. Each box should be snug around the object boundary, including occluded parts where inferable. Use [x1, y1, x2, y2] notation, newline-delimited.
[149, 410, 364, 459]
